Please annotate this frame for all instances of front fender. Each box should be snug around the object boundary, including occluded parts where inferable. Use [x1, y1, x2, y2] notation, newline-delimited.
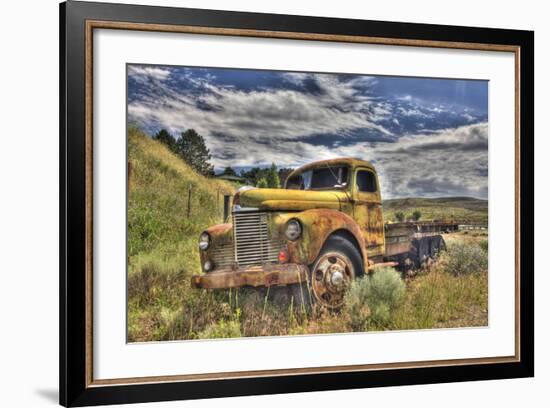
[277, 209, 368, 271]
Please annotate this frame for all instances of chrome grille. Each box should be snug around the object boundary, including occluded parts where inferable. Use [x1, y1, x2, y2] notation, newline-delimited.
[233, 211, 281, 266]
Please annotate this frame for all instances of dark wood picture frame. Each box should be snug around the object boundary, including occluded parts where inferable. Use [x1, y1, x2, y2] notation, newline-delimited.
[60, 1, 534, 406]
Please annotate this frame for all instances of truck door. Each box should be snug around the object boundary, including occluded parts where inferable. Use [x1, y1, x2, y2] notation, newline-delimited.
[353, 168, 385, 257]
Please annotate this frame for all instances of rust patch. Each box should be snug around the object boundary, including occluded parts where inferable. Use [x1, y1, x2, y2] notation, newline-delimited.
[191, 263, 309, 289]
[280, 208, 369, 272]
[207, 222, 233, 236]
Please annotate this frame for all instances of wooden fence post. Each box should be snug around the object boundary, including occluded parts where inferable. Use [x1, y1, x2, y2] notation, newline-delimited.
[187, 185, 192, 218]
[223, 194, 231, 222]
[127, 161, 132, 193]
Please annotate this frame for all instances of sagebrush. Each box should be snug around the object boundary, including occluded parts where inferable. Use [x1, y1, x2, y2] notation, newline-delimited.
[440, 240, 488, 276]
[344, 267, 405, 331]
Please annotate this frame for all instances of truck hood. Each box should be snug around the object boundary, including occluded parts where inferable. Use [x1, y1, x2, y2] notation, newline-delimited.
[236, 188, 348, 211]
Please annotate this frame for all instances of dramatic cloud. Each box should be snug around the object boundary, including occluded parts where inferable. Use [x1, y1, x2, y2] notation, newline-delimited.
[128, 69, 391, 144]
[127, 65, 488, 198]
[127, 66, 172, 82]
[203, 122, 488, 199]
[337, 123, 489, 199]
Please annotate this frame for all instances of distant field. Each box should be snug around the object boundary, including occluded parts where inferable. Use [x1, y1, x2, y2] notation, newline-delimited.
[383, 196, 488, 224]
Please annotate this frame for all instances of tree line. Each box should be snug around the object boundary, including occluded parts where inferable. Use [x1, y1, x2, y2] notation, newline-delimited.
[222, 165, 294, 189]
[152, 128, 294, 188]
[394, 210, 422, 222]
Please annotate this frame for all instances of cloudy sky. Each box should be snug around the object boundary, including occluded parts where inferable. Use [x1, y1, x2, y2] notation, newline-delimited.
[127, 64, 488, 199]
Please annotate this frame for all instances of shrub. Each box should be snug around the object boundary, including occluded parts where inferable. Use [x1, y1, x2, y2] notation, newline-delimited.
[198, 318, 242, 339]
[442, 241, 488, 276]
[394, 211, 405, 222]
[344, 280, 371, 331]
[344, 267, 405, 330]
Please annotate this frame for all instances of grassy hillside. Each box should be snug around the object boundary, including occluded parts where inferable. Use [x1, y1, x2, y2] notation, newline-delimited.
[382, 196, 488, 223]
[127, 127, 487, 342]
[128, 127, 235, 273]
[127, 127, 236, 341]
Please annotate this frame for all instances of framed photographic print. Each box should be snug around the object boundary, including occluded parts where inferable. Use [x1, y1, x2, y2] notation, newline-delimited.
[60, 1, 534, 406]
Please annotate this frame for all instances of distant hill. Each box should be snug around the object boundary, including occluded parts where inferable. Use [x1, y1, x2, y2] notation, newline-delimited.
[382, 196, 488, 223]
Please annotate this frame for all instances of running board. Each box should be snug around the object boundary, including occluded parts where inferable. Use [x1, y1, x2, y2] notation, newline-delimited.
[368, 261, 399, 270]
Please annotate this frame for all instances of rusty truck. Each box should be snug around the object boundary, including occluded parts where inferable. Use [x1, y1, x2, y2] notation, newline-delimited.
[191, 158, 457, 308]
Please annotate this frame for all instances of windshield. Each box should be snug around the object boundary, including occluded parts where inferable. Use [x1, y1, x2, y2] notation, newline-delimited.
[286, 166, 349, 190]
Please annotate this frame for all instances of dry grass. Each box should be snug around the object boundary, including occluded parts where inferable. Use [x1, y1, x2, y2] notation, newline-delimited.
[389, 266, 488, 330]
[129, 234, 488, 341]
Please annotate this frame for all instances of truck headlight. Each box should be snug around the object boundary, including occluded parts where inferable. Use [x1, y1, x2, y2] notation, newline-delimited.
[199, 232, 210, 250]
[285, 219, 302, 241]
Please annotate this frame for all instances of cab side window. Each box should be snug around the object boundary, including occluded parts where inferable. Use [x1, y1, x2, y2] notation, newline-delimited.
[356, 170, 377, 193]
[286, 175, 304, 190]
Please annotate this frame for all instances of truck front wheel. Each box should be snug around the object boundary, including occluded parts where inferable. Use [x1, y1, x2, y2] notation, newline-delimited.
[292, 235, 363, 310]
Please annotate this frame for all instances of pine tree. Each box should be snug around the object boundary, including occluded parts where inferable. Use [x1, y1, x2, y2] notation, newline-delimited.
[174, 129, 214, 176]
[222, 166, 237, 176]
[153, 129, 176, 151]
[266, 162, 280, 188]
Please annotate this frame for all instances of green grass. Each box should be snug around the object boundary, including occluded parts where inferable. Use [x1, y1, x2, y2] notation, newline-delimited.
[128, 127, 488, 342]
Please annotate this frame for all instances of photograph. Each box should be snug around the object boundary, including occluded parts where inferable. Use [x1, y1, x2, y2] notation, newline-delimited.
[126, 64, 489, 342]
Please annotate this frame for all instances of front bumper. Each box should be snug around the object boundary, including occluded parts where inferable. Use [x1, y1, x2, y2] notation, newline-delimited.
[191, 263, 309, 289]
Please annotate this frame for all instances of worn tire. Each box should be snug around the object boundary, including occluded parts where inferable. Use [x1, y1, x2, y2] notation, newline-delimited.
[290, 235, 364, 311]
[324, 235, 364, 273]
